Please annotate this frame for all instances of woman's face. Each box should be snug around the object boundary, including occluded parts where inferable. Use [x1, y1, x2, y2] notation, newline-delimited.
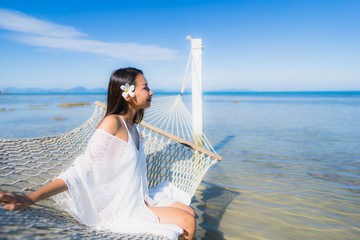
[131, 74, 153, 109]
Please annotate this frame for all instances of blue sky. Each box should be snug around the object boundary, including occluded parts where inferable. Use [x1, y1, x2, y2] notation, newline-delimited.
[0, 0, 359, 91]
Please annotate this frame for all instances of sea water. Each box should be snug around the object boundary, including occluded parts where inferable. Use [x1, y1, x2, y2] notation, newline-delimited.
[1, 92, 360, 239]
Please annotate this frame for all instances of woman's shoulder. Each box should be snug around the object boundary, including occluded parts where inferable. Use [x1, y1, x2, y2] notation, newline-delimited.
[97, 115, 129, 142]
[97, 115, 123, 135]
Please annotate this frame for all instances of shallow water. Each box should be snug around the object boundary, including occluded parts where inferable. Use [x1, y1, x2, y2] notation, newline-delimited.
[201, 92, 360, 239]
[1, 92, 360, 239]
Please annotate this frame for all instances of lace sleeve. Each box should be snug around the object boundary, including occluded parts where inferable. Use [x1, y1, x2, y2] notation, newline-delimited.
[53, 129, 129, 226]
[85, 129, 128, 182]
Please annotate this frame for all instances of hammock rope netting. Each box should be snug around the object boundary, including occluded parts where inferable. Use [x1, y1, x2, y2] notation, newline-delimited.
[0, 98, 221, 239]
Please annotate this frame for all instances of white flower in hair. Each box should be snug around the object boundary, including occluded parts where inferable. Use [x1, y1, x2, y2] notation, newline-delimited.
[120, 83, 135, 98]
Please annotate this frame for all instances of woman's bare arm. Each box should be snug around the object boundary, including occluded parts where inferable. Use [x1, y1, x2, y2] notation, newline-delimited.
[0, 178, 68, 210]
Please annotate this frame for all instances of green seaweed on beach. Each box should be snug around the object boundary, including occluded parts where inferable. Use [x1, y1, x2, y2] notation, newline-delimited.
[52, 117, 65, 121]
[0, 108, 15, 112]
[28, 104, 49, 110]
[28, 104, 48, 108]
[58, 103, 90, 108]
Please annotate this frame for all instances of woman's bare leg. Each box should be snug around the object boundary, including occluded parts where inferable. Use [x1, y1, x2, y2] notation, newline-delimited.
[149, 204, 196, 240]
[168, 202, 195, 217]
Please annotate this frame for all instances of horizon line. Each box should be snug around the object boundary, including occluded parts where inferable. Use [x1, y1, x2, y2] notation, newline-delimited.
[2, 87, 360, 95]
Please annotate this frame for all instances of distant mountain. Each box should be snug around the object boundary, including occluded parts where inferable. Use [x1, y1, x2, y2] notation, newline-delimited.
[206, 88, 253, 92]
[91, 87, 108, 93]
[2, 87, 107, 94]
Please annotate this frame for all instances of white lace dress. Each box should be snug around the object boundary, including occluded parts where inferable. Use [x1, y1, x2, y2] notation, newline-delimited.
[53, 117, 191, 239]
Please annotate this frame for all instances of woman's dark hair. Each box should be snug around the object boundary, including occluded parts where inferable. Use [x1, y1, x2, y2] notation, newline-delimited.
[104, 67, 144, 123]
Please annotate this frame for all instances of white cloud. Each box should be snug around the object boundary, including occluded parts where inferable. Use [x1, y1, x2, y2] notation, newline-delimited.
[0, 8, 177, 61]
[0, 8, 85, 38]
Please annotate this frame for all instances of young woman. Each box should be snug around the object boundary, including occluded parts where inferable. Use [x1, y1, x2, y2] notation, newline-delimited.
[0, 67, 196, 240]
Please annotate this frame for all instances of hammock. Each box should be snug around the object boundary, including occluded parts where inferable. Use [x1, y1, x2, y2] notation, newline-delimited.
[0, 37, 222, 239]
[0, 101, 221, 239]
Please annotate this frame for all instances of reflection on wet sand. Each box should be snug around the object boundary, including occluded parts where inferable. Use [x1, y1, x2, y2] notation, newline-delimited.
[213, 135, 235, 152]
[193, 181, 240, 240]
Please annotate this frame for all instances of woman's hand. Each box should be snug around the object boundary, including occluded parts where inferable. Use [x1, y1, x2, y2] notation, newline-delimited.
[0, 189, 34, 210]
[0, 179, 68, 211]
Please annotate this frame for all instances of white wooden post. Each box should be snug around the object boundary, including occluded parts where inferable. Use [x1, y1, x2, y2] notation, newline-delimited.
[188, 36, 203, 146]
